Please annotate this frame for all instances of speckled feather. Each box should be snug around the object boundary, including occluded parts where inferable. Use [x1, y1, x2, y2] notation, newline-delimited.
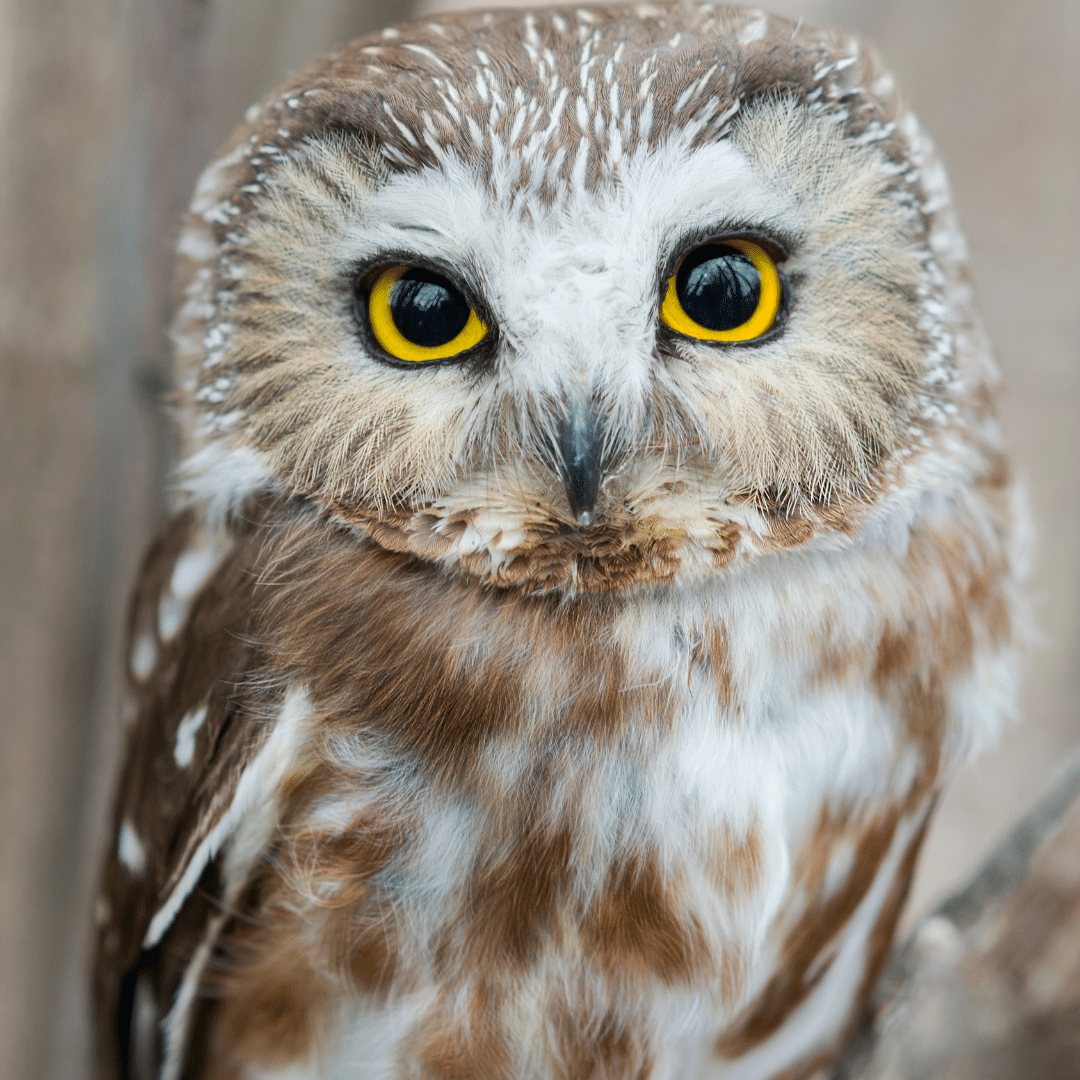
[94, 5, 1025, 1079]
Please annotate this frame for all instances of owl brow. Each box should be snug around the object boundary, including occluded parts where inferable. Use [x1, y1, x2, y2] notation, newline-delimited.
[386, 222, 449, 237]
[661, 222, 798, 275]
[351, 247, 485, 303]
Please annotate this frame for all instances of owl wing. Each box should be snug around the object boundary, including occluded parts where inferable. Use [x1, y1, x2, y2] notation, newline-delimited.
[93, 507, 277, 1078]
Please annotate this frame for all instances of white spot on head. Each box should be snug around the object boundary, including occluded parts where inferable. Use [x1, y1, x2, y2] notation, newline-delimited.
[130, 633, 157, 681]
[118, 819, 147, 876]
[189, 142, 249, 216]
[174, 705, 209, 768]
[737, 12, 768, 44]
[176, 226, 216, 263]
[95, 895, 111, 927]
[873, 72, 896, 98]
[404, 42, 453, 73]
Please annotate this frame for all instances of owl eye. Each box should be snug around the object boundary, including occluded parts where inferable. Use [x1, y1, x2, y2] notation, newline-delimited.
[660, 239, 782, 343]
[367, 265, 488, 363]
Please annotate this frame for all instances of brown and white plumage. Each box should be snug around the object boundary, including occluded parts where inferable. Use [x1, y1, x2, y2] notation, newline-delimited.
[93, 5, 1026, 1078]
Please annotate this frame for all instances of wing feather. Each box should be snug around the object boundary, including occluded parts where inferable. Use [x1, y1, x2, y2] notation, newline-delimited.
[92, 507, 278, 1079]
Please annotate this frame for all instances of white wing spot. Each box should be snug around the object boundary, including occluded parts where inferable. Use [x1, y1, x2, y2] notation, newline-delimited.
[158, 593, 187, 642]
[118, 819, 148, 876]
[144, 685, 315, 948]
[130, 633, 157, 681]
[131, 973, 159, 1071]
[170, 544, 223, 599]
[159, 912, 228, 1080]
[174, 705, 209, 768]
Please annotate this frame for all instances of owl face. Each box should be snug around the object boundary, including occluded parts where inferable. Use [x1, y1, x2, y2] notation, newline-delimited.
[179, 4, 956, 593]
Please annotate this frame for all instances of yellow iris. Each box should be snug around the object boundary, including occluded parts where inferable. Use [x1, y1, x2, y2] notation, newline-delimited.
[368, 265, 488, 363]
[660, 238, 781, 343]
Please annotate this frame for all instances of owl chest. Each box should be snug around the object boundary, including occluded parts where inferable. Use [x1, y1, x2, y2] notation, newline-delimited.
[242, 612, 919, 1080]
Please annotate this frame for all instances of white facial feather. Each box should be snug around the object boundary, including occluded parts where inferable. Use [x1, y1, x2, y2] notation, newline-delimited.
[179, 76, 937, 531]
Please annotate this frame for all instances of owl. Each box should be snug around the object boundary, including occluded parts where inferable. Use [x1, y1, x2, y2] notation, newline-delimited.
[93, 4, 1026, 1079]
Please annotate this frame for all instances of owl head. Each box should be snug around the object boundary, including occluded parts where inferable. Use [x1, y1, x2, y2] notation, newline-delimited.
[173, 3, 982, 593]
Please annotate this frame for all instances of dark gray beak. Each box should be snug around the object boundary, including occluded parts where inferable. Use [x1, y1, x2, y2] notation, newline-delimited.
[557, 398, 603, 526]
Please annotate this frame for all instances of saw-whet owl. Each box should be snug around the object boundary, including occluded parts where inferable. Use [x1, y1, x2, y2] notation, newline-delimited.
[93, 4, 1026, 1078]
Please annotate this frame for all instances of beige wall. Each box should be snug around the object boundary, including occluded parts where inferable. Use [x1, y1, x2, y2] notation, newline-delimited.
[0, 3, 417, 1077]
[0, 1, 1074, 1078]
[0, 3, 127, 1077]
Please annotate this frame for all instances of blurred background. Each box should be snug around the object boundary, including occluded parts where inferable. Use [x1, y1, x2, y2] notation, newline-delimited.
[0, 0, 1075, 1077]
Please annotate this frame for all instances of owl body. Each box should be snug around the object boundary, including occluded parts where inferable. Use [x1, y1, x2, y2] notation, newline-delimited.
[95, 6, 1023, 1080]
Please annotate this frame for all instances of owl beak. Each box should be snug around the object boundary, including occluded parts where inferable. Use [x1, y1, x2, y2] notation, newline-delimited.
[557, 398, 603, 527]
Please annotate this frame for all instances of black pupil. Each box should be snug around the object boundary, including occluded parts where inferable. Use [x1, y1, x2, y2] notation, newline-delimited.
[675, 244, 761, 331]
[390, 269, 471, 348]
